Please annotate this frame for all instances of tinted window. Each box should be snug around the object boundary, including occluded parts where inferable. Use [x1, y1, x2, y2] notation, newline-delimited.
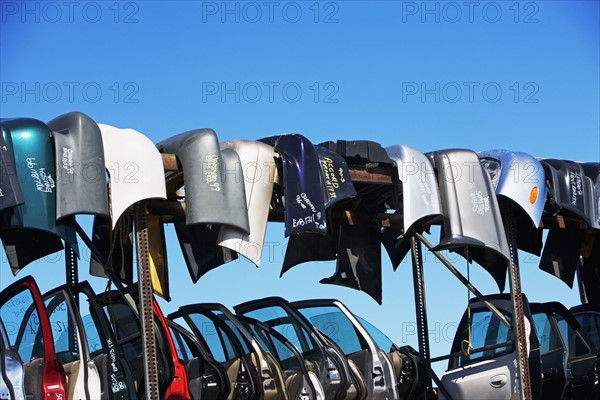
[356, 316, 394, 353]
[298, 306, 363, 356]
[556, 315, 590, 358]
[104, 302, 140, 340]
[78, 293, 103, 355]
[242, 306, 314, 354]
[532, 312, 562, 354]
[0, 289, 43, 362]
[44, 292, 79, 364]
[212, 312, 250, 355]
[186, 313, 236, 363]
[454, 310, 513, 368]
[170, 328, 193, 362]
[102, 302, 144, 377]
[573, 311, 600, 350]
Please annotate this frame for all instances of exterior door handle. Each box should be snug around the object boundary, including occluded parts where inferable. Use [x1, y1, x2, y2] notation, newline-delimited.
[373, 366, 385, 386]
[542, 368, 558, 379]
[490, 374, 508, 388]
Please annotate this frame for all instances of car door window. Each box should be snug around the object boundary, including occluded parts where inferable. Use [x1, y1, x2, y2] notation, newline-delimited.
[298, 306, 363, 356]
[0, 289, 43, 363]
[211, 311, 251, 355]
[44, 293, 79, 365]
[242, 306, 314, 354]
[244, 321, 299, 370]
[573, 312, 600, 349]
[532, 312, 562, 354]
[453, 309, 513, 368]
[356, 316, 394, 353]
[186, 313, 234, 363]
[169, 327, 194, 362]
[556, 316, 590, 357]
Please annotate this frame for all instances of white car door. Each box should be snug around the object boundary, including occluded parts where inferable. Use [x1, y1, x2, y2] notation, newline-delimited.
[441, 296, 539, 400]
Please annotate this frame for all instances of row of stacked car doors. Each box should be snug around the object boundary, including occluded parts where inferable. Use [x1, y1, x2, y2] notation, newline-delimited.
[1, 275, 599, 400]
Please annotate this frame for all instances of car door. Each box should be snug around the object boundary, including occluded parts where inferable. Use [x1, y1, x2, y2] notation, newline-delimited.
[0, 276, 67, 400]
[530, 305, 567, 400]
[239, 315, 325, 400]
[547, 303, 598, 399]
[169, 306, 259, 400]
[355, 315, 426, 400]
[56, 282, 136, 400]
[168, 319, 230, 400]
[235, 297, 357, 400]
[42, 286, 102, 399]
[292, 299, 396, 400]
[172, 303, 299, 400]
[441, 294, 541, 400]
[1, 310, 25, 399]
[570, 305, 600, 350]
[97, 289, 185, 399]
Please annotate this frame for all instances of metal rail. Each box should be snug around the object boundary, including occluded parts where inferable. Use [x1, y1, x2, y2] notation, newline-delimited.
[410, 236, 433, 396]
[505, 209, 532, 400]
[65, 244, 78, 288]
[135, 204, 160, 400]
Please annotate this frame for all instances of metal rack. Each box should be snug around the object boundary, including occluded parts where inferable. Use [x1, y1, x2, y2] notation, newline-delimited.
[65, 152, 586, 400]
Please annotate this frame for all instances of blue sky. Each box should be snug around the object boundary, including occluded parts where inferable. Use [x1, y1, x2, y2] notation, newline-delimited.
[1, 0, 599, 379]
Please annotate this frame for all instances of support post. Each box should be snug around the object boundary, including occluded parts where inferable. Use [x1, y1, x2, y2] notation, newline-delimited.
[65, 243, 79, 361]
[505, 210, 532, 400]
[135, 204, 160, 400]
[410, 236, 433, 396]
[65, 244, 78, 288]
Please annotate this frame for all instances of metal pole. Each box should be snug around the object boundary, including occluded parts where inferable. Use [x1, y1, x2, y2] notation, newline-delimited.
[410, 236, 433, 396]
[505, 210, 532, 400]
[135, 204, 160, 400]
[65, 243, 79, 363]
[65, 244, 78, 288]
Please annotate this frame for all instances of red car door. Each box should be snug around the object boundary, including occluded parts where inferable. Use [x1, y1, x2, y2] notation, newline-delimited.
[0, 276, 67, 399]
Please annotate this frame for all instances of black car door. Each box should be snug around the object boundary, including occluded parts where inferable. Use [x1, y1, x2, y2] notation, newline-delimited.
[49, 282, 137, 400]
[168, 319, 229, 400]
[169, 306, 258, 400]
[531, 302, 598, 399]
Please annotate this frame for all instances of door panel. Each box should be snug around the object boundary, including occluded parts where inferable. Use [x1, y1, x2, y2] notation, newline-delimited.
[168, 320, 229, 400]
[0, 277, 67, 400]
[531, 310, 565, 400]
[98, 292, 173, 398]
[240, 316, 322, 400]
[235, 298, 351, 400]
[555, 313, 597, 399]
[0, 319, 25, 399]
[172, 310, 256, 400]
[44, 290, 103, 399]
[442, 352, 517, 399]
[294, 301, 391, 400]
[441, 296, 540, 400]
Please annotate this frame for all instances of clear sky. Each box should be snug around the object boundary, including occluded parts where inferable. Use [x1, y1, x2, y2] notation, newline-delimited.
[1, 0, 599, 380]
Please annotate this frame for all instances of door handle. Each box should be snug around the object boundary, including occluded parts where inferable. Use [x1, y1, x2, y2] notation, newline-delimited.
[372, 366, 385, 387]
[571, 376, 589, 387]
[490, 374, 508, 388]
[542, 368, 558, 379]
